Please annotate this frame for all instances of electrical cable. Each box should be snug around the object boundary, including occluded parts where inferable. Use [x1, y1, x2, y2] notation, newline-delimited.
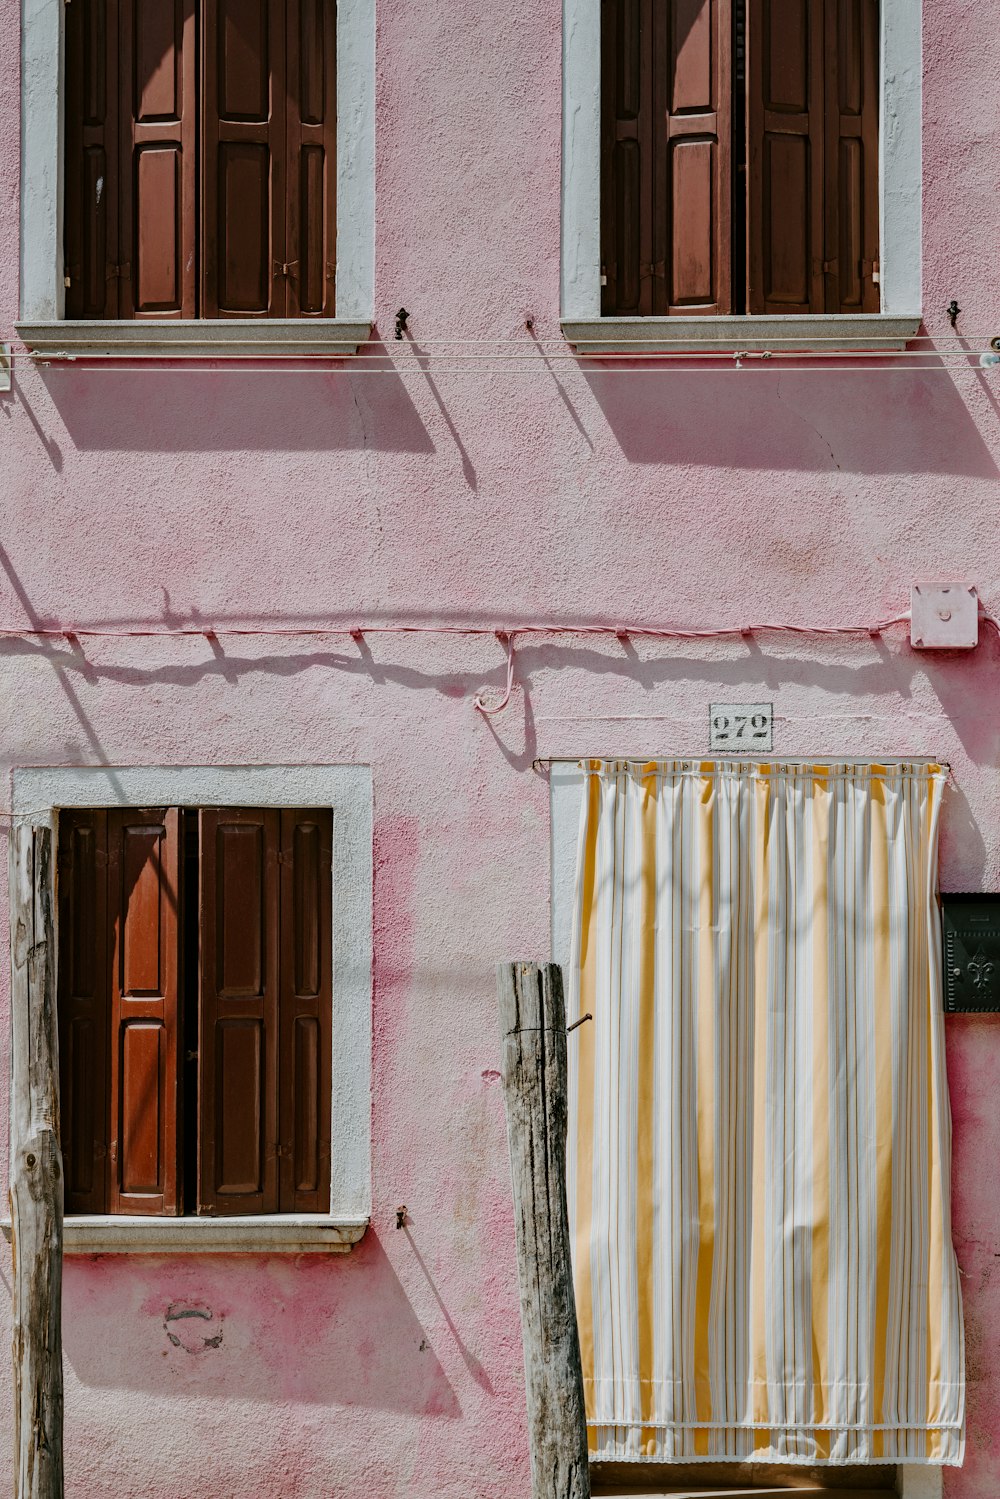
[5, 605, 997, 717]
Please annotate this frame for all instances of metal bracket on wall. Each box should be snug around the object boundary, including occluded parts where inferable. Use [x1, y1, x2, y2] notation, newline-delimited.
[0, 343, 10, 392]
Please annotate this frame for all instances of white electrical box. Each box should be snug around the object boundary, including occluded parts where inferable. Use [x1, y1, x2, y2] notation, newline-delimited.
[910, 583, 979, 650]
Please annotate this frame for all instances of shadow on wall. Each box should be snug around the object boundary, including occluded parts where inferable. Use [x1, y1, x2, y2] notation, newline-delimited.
[61, 1228, 463, 1416]
[583, 365, 1000, 477]
[28, 337, 436, 456]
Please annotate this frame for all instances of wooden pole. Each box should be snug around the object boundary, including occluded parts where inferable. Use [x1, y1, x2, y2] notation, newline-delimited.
[497, 962, 591, 1499]
[9, 825, 64, 1499]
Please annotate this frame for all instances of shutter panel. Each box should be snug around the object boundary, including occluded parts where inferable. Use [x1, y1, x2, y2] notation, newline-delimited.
[747, 0, 825, 314]
[824, 0, 879, 313]
[107, 808, 183, 1215]
[57, 811, 110, 1214]
[278, 810, 332, 1212]
[65, 0, 121, 318]
[202, 0, 288, 318]
[198, 809, 280, 1215]
[117, 0, 197, 317]
[602, 0, 731, 317]
[285, 0, 337, 316]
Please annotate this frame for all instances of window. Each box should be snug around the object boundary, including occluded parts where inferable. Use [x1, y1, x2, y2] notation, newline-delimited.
[601, 0, 879, 318]
[58, 806, 332, 1217]
[561, 0, 921, 349]
[64, 1, 335, 320]
[19, 0, 374, 353]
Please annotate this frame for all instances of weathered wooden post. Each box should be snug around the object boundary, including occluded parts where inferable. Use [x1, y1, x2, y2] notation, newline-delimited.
[497, 961, 591, 1499]
[9, 825, 64, 1499]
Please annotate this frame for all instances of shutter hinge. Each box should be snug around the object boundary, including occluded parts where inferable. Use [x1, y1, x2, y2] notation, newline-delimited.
[822, 258, 839, 274]
[109, 1139, 118, 1163]
[274, 261, 299, 279]
[277, 850, 293, 866]
[863, 258, 881, 284]
[106, 263, 130, 281]
[64, 274, 72, 288]
[640, 261, 666, 280]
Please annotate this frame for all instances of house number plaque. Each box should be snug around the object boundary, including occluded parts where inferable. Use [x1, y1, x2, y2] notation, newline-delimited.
[709, 703, 773, 753]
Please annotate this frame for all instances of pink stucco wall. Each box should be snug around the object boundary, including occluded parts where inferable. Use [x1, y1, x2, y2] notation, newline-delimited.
[0, 0, 999, 1495]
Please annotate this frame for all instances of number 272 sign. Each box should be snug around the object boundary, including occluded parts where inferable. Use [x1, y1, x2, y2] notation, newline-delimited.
[709, 703, 773, 752]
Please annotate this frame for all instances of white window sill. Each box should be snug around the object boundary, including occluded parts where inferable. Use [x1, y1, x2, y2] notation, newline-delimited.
[15, 319, 372, 360]
[561, 314, 922, 355]
[0, 1214, 369, 1255]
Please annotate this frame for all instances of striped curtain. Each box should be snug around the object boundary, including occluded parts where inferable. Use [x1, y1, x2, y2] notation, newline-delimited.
[567, 760, 965, 1465]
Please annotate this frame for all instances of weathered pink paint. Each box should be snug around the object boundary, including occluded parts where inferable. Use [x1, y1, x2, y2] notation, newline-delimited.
[0, 0, 998, 1494]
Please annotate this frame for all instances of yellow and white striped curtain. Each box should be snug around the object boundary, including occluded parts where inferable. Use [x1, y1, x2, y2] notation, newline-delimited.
[567, 760, 965, 1466]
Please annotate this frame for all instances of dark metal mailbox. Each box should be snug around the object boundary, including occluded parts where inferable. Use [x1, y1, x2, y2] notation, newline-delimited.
[942, 894, 1000, 1013]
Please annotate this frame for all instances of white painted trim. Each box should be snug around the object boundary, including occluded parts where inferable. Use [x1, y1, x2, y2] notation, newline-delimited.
[16, 320, 372, 359]
[0, 1214, 368, 1255]
[19, 0, 375, 325]
[560, 0, 922, 324]
[20, 0, 65, 322]
[880, 0, 922, 317]
[550, 761, 584, 968]
[11, 765, 374, 1225]
[335, 0, 376, 322]
[562, 314, 921, 355]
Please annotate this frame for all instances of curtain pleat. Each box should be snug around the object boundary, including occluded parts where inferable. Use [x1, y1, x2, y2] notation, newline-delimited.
[567, 760, 965, 1465]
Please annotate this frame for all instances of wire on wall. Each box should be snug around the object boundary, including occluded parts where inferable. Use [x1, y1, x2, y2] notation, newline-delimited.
[3, 604, 998, 716]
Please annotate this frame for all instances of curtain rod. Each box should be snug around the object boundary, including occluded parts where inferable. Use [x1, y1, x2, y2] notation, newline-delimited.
[533, 756, 950, 772]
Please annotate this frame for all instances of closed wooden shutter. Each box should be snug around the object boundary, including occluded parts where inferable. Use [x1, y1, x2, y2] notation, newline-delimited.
[746, 0, 825, 314]
[202, 0, 288, 318]
[107, 809, 183, 1215]
[278, 810, 332, 1211]
[198, 809, 280, 1215]
[285, 0, 338, 316]
[57, 811, 111, 1214]
[824, 0, 879, 313]
[65, 0, 121, 318]
[602, 0, 731, 317]
[66, 0, 196, 318]
[119, 0, 198, 317]
[748, 0, 878, 315]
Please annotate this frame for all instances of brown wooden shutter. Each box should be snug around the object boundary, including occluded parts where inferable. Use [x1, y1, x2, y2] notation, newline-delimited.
[57, 811, 111, 1214]
[602, 0, 731, 317]
[107, 808, 183, 1215]
[202, 0, 288, 318]
[285, 0, 338, 316]
[824, 0, 879, 313]
[747, 0, 825, 314]
[65, 0, 196, 319]
[278, 810, 332, 1212]
[117, 0, 198, 318]
[65, 0, 121, 318]
[747, 0, 877, 315]
[198, 809, 280, 1215]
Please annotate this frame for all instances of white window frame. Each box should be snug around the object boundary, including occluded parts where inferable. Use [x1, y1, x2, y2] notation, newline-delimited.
[4, 765, 373, 1254]
[549, 761, 940, 1498]
[17, 0, 375, 358]
[560, 0, 922, 353]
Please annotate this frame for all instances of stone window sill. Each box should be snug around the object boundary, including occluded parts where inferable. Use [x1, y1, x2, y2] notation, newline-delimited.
[0, 1214, 369, 1255]
[561, 314, 922, 355]
[15, 319, 372, 360]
